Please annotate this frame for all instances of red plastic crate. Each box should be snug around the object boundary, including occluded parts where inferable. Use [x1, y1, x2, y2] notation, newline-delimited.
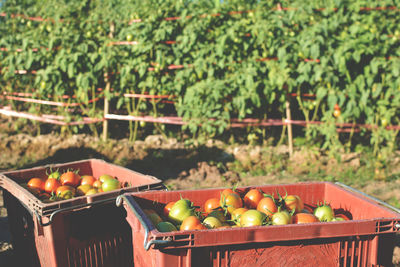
[0, 159, 165, 267]
[119, 182, 400, 267]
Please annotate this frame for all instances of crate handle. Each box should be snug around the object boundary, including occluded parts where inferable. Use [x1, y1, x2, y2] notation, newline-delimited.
[116, 195, 173, 250]
[335, 182, 400, 228]
[34, 197, 116, 227]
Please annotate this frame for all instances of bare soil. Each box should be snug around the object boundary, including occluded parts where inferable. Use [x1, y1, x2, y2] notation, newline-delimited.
[0, 131, 400, 266]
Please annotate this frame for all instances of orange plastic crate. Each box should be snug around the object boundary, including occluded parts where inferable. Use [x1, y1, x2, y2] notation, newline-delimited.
[0, 159, 164, 267]
[120, 182, 400, 267]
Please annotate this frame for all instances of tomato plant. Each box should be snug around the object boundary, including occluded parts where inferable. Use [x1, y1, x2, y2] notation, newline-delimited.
[0, 0, 399, 156]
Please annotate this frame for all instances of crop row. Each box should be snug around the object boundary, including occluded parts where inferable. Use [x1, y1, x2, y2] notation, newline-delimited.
[0, 0, 399, 157]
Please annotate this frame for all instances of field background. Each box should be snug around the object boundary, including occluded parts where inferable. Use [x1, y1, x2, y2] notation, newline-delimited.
[1, 0, 400, 265]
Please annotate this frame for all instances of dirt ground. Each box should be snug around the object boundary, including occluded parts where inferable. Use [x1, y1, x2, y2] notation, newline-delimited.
[0, 130, 400, 266]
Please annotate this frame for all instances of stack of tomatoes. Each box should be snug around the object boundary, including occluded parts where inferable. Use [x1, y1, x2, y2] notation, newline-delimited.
[144, 188, 351, 233]
[24, 169, 122, 202]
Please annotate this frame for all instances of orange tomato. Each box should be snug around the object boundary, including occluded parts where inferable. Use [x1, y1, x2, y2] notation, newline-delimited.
[221, 193, 243, 215]
[163, 201, 176, 217]
[80, 175, 96, 186]
[231, 207, 248, 225]
[27, 178, 46, 191]
[92, 180, 102, 189]
[180, 216, 204, 231]
[243, 188, 264, 209]
[44, 178, 61, 194]
[60, 171, 81, 187]
[257, 196, 277, 217]
[56, 185, 76, 196]
[284, 195, 304, 213]
[204, 198, 221, 215]
[292, 213, 320, 224]
[221, 188, 240, 199]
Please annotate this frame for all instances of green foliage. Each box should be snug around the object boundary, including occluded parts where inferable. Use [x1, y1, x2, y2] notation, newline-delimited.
[0, 0, 399, 153]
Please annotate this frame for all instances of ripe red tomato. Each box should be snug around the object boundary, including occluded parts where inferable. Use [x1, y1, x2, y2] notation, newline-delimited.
[243, 188, 264, 209]
[60, 171, 81, 187]
[27, 178, 46, 191]
[240, 210, 266, 227]
[163, 201, 176, 217]
[292, 213, 319, 224]
[80, 175, 96, 186]
[180, 216, 204, 231]
[257, 196, 277, 217]
[44, 178, 61, 194]
[204, 198, 221, 214]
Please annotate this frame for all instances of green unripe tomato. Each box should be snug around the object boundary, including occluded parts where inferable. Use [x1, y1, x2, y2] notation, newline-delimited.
[314, 204, 334, 222]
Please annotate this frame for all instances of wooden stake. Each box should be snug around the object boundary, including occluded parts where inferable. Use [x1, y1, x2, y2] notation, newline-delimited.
[285, 99, 294, 157]
[102, 22, 115, 142]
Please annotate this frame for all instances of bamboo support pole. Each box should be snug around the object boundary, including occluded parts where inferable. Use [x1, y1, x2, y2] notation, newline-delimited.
[286, 99, 294, 157]
[102, 22, 115, 141]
